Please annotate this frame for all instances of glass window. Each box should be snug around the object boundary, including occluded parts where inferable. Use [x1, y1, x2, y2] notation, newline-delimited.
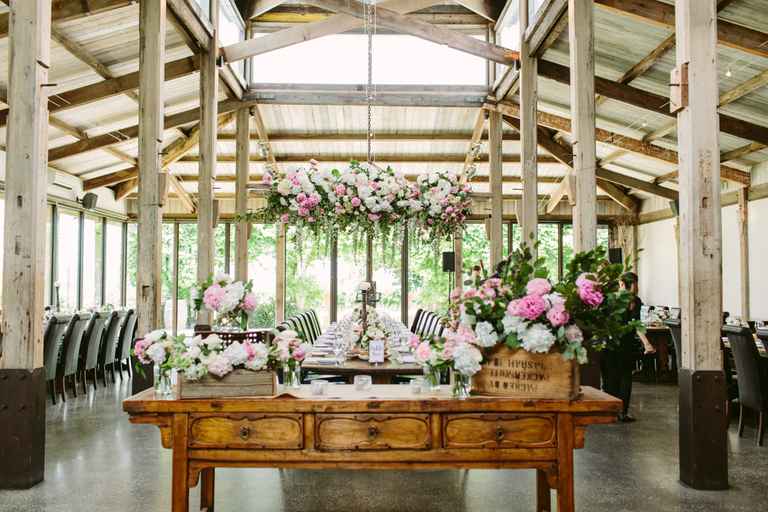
[286, 229, 331, 328]
[161, 224, 175, 330]
[462, 223, 490, 274]
[250, 34, 486, 85]
[537, 224, 559, 280]
[126, 223, 138, 308]
[248, 224, 277, 328]
[562, 224, 575, 273]
[336, 233, 367, 320]
[408, 234, 453, 325]
[104, 221, 123, 308]
[45, 206, 52, 306]
[191, 0, 211, 19]
[372, 233, 403, 321]
[55, 209, 80, 312]
[177, 224, 198, 333]
[598, 225, 610, 252]
[81, 216, 104, 309]
[215, 223, 229, 276]
[219, 0, 245, 80]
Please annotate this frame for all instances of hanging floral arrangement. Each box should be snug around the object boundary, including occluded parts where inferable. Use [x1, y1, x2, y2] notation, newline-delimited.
[412, 169, 474, 241]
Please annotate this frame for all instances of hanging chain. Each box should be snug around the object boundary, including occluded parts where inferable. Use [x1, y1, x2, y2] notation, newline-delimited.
[364, 0, 376, 164]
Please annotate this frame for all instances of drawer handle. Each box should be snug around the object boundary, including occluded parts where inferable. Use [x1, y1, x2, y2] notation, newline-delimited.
[367, 425, 379, 438]
[239, 425, 251, 440]
[495, 426, 505, 442]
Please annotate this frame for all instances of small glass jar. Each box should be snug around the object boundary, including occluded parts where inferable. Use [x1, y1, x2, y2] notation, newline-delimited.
[282, 363, 302, 389]
[423, 366, 441, 392]
[451, 372, 472, 400]
[153, 366, 173, 397]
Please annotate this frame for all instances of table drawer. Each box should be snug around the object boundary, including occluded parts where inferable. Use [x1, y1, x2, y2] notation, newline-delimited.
[189, 414, 303, 449]
[316, 414, 431, 451]
[442, 414, 556, 449]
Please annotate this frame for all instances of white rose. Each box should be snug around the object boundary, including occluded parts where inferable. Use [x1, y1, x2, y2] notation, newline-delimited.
[276, 179, 291, 196]
[474, 321, 499, 347]
[213, 272, 232, 285]
[358, 186, 372, 199]
[521, 323, 556, 354]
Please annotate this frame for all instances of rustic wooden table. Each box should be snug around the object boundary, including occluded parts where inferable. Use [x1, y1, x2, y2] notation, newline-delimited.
[302, 358, 423, 384]
[124, 385, 621, 512]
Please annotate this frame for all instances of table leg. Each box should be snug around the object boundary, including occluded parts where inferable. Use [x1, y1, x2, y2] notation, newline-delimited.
[372, 375, 392, 385]
[556, 414, 575, 512]
[536, 469, 551, 512]
[201, 467, 215, 511]
[172, 414, 190, 512]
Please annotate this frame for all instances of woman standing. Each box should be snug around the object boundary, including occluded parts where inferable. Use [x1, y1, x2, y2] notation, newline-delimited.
[600, 272, 655, 422]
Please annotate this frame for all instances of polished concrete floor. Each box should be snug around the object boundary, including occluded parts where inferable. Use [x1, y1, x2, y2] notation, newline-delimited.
[1, 379, 767, 512]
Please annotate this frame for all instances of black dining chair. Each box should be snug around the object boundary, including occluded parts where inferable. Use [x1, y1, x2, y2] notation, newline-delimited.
[43, 314, 72, 404]
[115, 309, 137, 379]
[723, 325, 768, 446]
[78, 311, 108, 392]
[59, 313, 92, 400]
[410, 309, 424, 334]
[99, 310, 127, 385]
[664, 319, 682, 371]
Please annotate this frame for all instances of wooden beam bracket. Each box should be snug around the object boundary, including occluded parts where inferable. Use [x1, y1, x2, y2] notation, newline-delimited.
[669, 62, 689, 113]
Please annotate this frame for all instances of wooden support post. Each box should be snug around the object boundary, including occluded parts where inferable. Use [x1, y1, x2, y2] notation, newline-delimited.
[0, 0, 51, 490]
[366, 235, 374, 282]
[330, 235, 338, 323]
[275, 224, 287, 323]
[401, 228, 409, 325]
[519, 0, 538, 252]
[197, 0, 219, 324]
[568, 0, 597, 251]
[674, 0, 728, 491]
[738, 187, 750, 321]
[234, 108, 250, 282]
[489, 110, 504, 268]
[136, 0, 166, 342]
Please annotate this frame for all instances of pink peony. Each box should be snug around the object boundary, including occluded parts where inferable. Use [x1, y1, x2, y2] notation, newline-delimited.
[293, 347, 306, 361]
[242, 293, 257, 312]
[409, 334, 421, 349]
[510, 294, 548, 321]
[547, 304, 570, 327]
[578, 285, 604, 308]
[335, 184, 346, 195]
[133, 338, 150, 364]
[280, 213, 290, 223]
[207, 354, 233, 378]
[526, 278, 552, 296]
[350, 197, 361, 208]
[298, 207, 309, 217]
[368, 213, 381, 221]
[415, 342, 433, 363]
[203, 284, 226, 312]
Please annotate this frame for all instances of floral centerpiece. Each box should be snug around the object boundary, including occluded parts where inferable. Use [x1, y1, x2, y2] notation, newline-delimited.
[413, 170, 473, 240]
[342, 306, 391, 352]
[410, 328, 482, 397]
[415, 245, 643, 398]
[166, 333, 273, 380]
[193, 273, 258, 331]
[273, 329, 312, 388]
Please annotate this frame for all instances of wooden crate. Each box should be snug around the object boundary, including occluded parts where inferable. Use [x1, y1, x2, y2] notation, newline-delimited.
[472, 346, 580, 400]
[179, 369, 277, 399]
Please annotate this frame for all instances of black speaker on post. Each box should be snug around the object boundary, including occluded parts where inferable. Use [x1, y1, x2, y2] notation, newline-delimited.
[442, 251, 455, 273]
[608, 248, 623, 264]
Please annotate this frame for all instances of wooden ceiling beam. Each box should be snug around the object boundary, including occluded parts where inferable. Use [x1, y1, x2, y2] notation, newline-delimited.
[167, 0, 214, 52]
[215, 131, 521, 141]
[173, 153, 562, 164]
[173, 173, 565, 184]
[538, 59, 768, 147]
[594, 0, 768, 59]
[453, 0, 499, 22]
[523, 0, 568, 57]
[249, 0, 287, 19]
[463, 109, 488, 174]
[0, 0, 134, 38]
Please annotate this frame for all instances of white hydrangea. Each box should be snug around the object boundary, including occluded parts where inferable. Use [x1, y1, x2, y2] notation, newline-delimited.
[145, 329, 166, 342]
[145, 342, 167, 365]
[207, 354, 233, 378]
[204, 334, 224, 351]
[184, 345, 201, 361]
[222, 342, 249, 367]
[521, 323, 556, 354]
[474, 321, 500, 347]
[276, 179, 291, 195]
[185, 363, 207, 381]
[453, 343, 483, 376]
[502, 314, 527, 337]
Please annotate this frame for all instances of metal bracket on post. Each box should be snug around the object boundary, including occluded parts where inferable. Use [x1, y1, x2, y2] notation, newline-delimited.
[670, 62, 690, 114]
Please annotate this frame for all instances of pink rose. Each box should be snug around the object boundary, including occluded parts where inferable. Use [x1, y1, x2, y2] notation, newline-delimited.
[242, 293, 257, 312]
[510, 294, 548, 321]
[293, 347, 306, 361]
[280, 213, 290, 223]
[409, 334, 421, 349]
[547, 304, 570, 327]
[526, 278, 552, 296]
[368, 213, 380, 221]
[335, 184, 346, 195]
[298, 207, 309, 217]
[351, 197, 361, 208]
[442, 340, 457, 360]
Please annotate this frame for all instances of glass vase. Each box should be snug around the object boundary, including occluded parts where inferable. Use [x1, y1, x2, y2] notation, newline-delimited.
[282, 363, 302, 389]
[451, 372, 472, 400]
[423, 366, 441, 392]
[153, 366, 173, 397]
